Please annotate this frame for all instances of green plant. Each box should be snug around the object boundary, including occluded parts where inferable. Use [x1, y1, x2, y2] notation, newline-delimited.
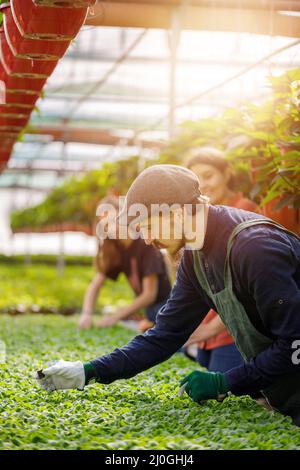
[0, 2, 10, 27]
[11, 157, 139, 232]
[157, 68, 300, 211]
[0, 263, 133, 314]
[0, 314, 299, 449]
[10, 69, 300, 233]
[0, 254, 93, 266]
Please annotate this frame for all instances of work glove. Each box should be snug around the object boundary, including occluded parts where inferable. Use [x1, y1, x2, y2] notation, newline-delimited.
[36, 360, 85, 392]
[179, 370, 229, 403]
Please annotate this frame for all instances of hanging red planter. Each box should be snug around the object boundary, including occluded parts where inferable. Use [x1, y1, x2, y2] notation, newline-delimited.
[0, 29, 58, 78]
[0, 150, 11, 171]
[2, 90, 39, 108]
[0, 77, 4, 102]
[0, 130, 18, 139]
[0, 66, 40, 108]
[0, 116, 30, 128]
[0, 134, 15, 151]
[0, 125, 22, 133]
[11, 0, 89, 41]
[0, 151, 11, 162]
[1, 63, 47, 94]
[0, 104, 30, 118]
[2, 5, 70, 61]
[33, 1, 96, 7]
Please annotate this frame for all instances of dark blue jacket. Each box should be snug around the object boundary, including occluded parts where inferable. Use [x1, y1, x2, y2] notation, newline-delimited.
[90, 205, 300, 395]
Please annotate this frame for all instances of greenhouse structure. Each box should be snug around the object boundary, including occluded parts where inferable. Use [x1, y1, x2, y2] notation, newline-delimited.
[0, 0, 299, 453]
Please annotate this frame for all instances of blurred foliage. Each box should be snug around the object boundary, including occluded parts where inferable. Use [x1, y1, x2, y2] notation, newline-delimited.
[0, 263, 133, 314]
[0, 314, 299, 449]
[11, 156, 140, 232]
[0, 254, 93, 266]
[158, 68, 300, 210]
[11, 69, 300, 232]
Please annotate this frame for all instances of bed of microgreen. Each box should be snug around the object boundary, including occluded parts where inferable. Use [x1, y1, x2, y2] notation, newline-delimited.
[0, 315, 299, 450]
[0, 264, 133, 314]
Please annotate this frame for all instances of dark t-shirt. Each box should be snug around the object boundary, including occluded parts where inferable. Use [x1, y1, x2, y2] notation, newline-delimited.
[106, 238, 171, 303]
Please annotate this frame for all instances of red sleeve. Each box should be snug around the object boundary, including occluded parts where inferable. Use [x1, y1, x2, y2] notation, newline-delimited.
[234, 198, 259, 213]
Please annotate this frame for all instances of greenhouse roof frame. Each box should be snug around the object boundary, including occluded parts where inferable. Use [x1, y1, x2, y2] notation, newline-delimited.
[86, 0, 300, 38]
[1, 0, 299, 188]
[27, 126, 165, 148]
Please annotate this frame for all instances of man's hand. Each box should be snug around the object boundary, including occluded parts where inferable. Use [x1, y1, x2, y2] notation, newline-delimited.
[180, 370, 229, 403]
[78, 313, 93, 329]
[36, 360, 85, 392]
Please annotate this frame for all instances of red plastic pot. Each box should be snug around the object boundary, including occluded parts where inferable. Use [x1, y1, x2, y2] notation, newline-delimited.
[0, 151, 11, 162]
[0, 130, 19, 139]
[0, 116, 30, 128]
[12, 0, 89, 41]
[0, 143, 15, 154]
[33, 0, 96, 7]
[0, 29, 58, 78]
[0, 135, 15, 152]
[0, 104, 31, 118]
[0, 65, 40, 107]
[0, 77, 4, 102]
[1, 90, 39, 108]
[0, 63, 47, 94]
[0, 125, 22, 132]
[2, 6, 70, 61]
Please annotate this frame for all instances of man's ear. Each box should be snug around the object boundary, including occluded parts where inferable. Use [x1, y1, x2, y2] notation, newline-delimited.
[170, 207, 184, 241]
[183, 203, 206, 249]
[173, 207, 184, 229]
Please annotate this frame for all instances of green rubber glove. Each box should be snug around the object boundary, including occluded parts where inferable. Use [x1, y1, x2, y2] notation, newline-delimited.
[84, 362, 98, 385]
[180, 370, 229, 403]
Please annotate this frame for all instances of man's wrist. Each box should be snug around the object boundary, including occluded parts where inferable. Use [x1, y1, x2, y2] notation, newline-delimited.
[213, 372, 230, 398]
[219, 372, 230, 393]
[84, 362, 97, 385]
[215, 373, 231, 401]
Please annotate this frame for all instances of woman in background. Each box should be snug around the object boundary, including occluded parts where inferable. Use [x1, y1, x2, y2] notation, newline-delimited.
[184, 147, 258, 373]
[78, 196, 171, 331]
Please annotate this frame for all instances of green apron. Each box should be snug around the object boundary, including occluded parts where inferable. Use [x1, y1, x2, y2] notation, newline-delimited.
[192, 218, 300, 426]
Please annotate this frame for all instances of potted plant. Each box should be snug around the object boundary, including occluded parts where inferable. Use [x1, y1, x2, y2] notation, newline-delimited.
[0, 123, 24, 132]
[0, 28, 58, 78]
[0, 63, 41, 107]
[2, 89, 39, 107]
[2, 4, 70, 60]
[0, 151, 11, 161]
[1, 62, 47, 92]
[0, 133, 15, 151]
[11, 0, 89, 41]
[0, 103, 30, 117]
[0, 115, 30, 128]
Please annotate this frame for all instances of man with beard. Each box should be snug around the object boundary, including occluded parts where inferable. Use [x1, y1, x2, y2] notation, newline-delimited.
[36, 164, 300, 426]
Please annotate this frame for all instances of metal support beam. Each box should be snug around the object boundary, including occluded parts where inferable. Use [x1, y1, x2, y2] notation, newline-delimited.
[98, 1, 300, 9]
[167, 7, 181, 138]
[85, 3, 300, 38]
[27, 126, 166, 148]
